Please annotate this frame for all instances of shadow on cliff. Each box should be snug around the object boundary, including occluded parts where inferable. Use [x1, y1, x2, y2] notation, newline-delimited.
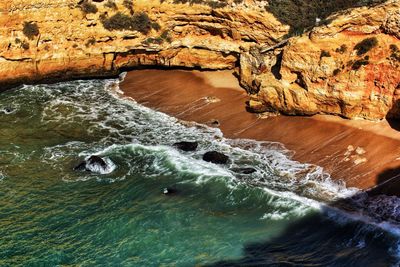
[386, 118, 400, 132]
[266, 0, 389, 36]
[385, 99, 400, 131]
[203, 166, 400, 266]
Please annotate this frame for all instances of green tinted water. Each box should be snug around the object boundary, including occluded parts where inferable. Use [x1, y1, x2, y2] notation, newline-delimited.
[0, 79, 398, 266]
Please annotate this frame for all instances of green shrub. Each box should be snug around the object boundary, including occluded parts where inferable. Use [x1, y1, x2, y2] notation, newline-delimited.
[21, 41, 30, 50]
[173, 0, 189, 4]
[85, 38, 96, 47]
[99, 13, 107, 21]
[102, 13, 131, 31]
[143, 30, 172, 44]
[172, 0, 228, 8]
[391, 53, 400, 62]
[104, 0, 117, 9]
[333, 68, 341, 76]
[144, 37, 164, 45]
[354, 37, 378, 56]
[143, 30, 172, 45]
[132, 13, 152, 33]
[151, 22, 161, 31]
[23, 22, 39, 39]
[80, 1, 98, 14]
[352, 57, 369, 70]
[123, 0, 133, 11]
[390, 45, 400, 62]
[320, 50, 331, 59]
[160, 30, 172, 42]
[390, 44, 399, 53]
[336, 44, 347, 54]
[207, 1, 228, 8]
[265, 0, 387, 37]
[102, 12, 159, 34]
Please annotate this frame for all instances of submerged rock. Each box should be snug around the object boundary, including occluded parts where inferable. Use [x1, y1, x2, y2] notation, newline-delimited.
[202, 151, 229, 164]
[231, 167, 257, 174]
[173, 141, 198, 152]
[2, 107, 14, 114]
[163, 187, 179, 196]
[74, 155, 111, 174]
[87, 155, 107, 167]
[73, 161, 87, 172]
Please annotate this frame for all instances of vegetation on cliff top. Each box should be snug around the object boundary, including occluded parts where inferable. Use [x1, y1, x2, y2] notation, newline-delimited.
[391, 53, 400, 62]
[320, 50, 331, 59]
[354, 37, 378, 56]
[336, 44, 348, 54]
[160, 0, 387, 36]
[104, 0, 118, 10]
[351, 57, 370, 70]
[143, 30, 172, 45]
[22, 22, 39, 40]
[15, 38, 30, 50]
[123, 0, 134, 12]
[172, 0, 229, 8]
[101, 12, 160, 34]
[390, 44, 400, 62]
[266, 0, 387, 35]
[79, 0, 98, 14]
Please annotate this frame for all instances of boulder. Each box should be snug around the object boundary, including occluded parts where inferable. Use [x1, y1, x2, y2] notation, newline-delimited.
[74, 155, 108, 173]
[202, 151, 229, 164]
[163, 187, 179, 195]
[206, 119, 220, 127]
[231, 167, 257, 174]
[87, 155, 107, 168]
[173, 141, 198, 152]
[3, 107, 14, 114]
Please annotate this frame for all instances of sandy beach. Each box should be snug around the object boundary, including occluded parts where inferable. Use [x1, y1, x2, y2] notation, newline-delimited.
[120, 69, 400, 193]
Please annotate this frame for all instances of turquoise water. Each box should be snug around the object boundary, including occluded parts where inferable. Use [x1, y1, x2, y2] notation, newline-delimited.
[0, 78, 399, 266]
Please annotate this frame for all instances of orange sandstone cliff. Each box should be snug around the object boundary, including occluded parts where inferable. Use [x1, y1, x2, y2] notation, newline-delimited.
[0, 0, 399, 119]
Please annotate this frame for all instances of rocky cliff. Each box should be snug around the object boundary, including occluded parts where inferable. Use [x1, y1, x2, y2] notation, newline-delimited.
[0, 0, 399, 119]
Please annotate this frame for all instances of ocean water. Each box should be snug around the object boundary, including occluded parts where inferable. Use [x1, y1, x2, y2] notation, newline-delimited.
[0, 77, 400, 266]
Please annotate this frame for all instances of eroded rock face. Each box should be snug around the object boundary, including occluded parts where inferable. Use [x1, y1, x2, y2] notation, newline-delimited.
[0, 0, 286, 86]
[242, 0, 400, 120]
[0, 0, 399, 120]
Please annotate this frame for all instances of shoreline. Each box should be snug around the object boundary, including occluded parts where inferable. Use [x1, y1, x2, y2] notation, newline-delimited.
[119, 69, 400, 193]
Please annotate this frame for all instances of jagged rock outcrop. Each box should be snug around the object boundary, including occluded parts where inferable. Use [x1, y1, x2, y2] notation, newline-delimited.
[0, 0, 399, 120]
[243, 0, 400, 120]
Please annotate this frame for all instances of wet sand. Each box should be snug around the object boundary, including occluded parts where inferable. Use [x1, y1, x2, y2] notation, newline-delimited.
[120, 69, 400, 193]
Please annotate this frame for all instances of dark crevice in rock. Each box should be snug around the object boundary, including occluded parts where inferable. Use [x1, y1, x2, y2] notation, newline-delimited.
[271, 51, 283, 80]
[249, 79, 261, 94]
[293, 71, 308, 90]
[0, 56, 33, 62]
[260, 39, 289, 54]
